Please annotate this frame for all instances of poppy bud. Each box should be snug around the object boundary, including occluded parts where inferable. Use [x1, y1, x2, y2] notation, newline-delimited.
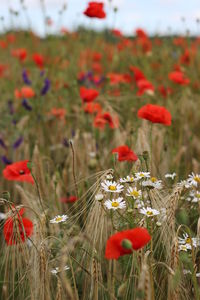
[121, 239, 133, 250]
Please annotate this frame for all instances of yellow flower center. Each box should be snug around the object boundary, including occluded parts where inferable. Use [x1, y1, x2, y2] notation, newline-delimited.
[181, 245, 187, 251]
[130, 190, 139, 197]
[55, 217, 63, 222]
[129, 177, 134, 182]
[194, 176, 200, 183]
[151, 177, 157, 183]
[185, 237, 192, 244]
[146, 211, 153, 216]
[111, 202, 119, 207]
[139, 173, 145, 177]
[109, 185, 117, 191]
[196, 193, 200, 198]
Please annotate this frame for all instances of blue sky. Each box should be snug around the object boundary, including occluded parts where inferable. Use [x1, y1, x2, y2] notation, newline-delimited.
[0, 0, 200, 36]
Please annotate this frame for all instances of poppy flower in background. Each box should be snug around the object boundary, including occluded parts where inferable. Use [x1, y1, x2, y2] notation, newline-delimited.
[136, 79, 154, 96]
[60, 196, 78, 203]
[180, 49, 191, 65]
[158, 85, 173, 98]
[32, 53, 44, 69]
[105, 227, 151, 259]
[137, 104, 172, 126]
[0, 64, 8, 78]
[168, 71, 190, 85]
[129, 66, 146, 82]
[3, 207, 33, 245]
[84, 102, 102, 114]
[49, 107, 66, 120]
[93, 112, 119, 129]
[84, 2, 106, 19]
[107, 73, 132, 85]
[12, 48, 27, 62]
[15, 86, 35, 99]
[135, 28, 148, 39]
[112, 145, 138, 162]
[111, 29, 123, 38]
[80, 86, 99, 103]
[3, 160, 34, 184]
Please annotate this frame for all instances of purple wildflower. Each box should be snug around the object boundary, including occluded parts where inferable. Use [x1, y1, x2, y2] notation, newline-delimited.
[0, 138, 7, 149]
[22, 70, 32, 85]
[41, 78, 51, 95]
[13, 137, 23, 149]
[63, 138, 69, 147]
[1, 156, 12, 165]
[22, 99, 32, 111]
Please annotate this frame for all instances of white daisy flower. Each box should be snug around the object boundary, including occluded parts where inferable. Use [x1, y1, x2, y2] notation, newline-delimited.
[186, 191, 200, 203]
[135, 172, 151, 181]
[104, 197, 126, 210]
[106, 174, 113, 180]
[165, 172, 176, 180]
[177, 180, 191, 189]
[187, 173, 200, 187]
[139, 207, 160, 217]
[101, 180, 124, 193]
[126, 187, 142, 199]
[178, 244, 192, 252]
[196, 273, 200, 277]
[50, 215, 68, 224]
[141, 177, 162, 189]
[120, 175, 135, 183]
[134, 199, 144, 209]
[51, 265, 70, 275]
[178, 233, 200, 248]
[95, 193, 104, 201]
[183, 269, 192, 275]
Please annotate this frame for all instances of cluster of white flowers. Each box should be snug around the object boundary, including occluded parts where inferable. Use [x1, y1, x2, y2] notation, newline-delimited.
[97, 171, 165, 215]
[178, 233, 200, 252]
[51, 265, 70, 275]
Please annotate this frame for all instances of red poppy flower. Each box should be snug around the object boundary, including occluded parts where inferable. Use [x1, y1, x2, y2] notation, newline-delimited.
[105, 227, 151, 259]
[180, 49, 191, 65]
[60, 196, 78, 203]
[84, 102, 102, 114]
[107, 73, 131, 85]
[49, 108, 66, 120]
[111, 29, 123, 38]
[102, 112, 119, 129]
[12, 48, 27, 62]
[158, 85, 173, 98]
[15, 86, 35, 99]
[3, 208, 33, 245]
[136, 79, 154, 96]
[135, 28, 148, 39]
[84, 2, 106, 19]
[112, 145, 138, 162]
[168, 71, 190, 85]
[137, 104, 172, 126]
[129, 66, 146, 82]
[32, 53, 44, 69]
[3, 160, 34, 184]
[0, 64, 8, 78]
[80, 86, 99, 103]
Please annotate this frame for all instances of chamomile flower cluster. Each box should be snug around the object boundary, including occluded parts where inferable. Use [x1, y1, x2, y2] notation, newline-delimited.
[98, 171, 165, 215]
[178, 233, 200, 252]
